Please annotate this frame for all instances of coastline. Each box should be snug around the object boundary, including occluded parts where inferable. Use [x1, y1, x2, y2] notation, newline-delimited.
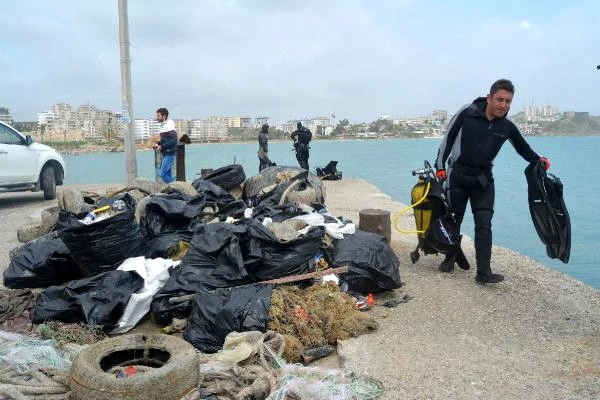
[32, 133, 600, 156]
[1, 178, 599, 399]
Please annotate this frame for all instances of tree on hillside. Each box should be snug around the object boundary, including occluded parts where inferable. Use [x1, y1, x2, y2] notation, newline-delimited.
[332, 119, 350, 135]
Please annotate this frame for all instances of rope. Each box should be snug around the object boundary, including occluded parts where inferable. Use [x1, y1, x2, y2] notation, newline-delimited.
[0, 366, 70, 400]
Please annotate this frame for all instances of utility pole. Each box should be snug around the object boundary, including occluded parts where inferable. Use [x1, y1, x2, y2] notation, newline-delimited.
[118, 0, 137, 185]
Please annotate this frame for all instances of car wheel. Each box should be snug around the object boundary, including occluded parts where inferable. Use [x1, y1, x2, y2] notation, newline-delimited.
[41, 165, 57, 200]
[69, 334, 199, 400]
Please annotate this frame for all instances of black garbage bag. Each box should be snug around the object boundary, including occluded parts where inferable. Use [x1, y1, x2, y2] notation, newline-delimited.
[183, 283, 273, 353]
[151, 220, 323, 325]
[246, 220, 325, 281]
[144, 233, 188, 259]
[150, 223, 258, 325]
[191, 179, 236, 204]
[326, 230, 401, 294]
[3, 231, 82, 289]
[57, 194, 146, 276]
[31, 270, 144, 330]
[139, 193, 206, 240]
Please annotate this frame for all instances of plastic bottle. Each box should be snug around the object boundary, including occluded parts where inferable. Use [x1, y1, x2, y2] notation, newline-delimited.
[112, 200, 127, 212]
[82, 213, 95, 225]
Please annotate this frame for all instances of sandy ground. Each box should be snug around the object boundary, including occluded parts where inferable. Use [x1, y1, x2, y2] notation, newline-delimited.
[1, 179, 600, 399]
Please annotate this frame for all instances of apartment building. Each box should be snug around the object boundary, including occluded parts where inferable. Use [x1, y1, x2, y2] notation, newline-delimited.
[190, 116, 228, 141]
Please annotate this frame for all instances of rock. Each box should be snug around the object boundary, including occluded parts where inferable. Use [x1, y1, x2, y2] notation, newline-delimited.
[40, 206, 60, 232]
[17, 220, 47, 243]
[135, 195, 152, 223]
[59, 188, 86, 214]
[127, 189, 147, 204]
[162, 181, 197, 197]
[132, 177, 164, 195]
[229, 184, 243, 200]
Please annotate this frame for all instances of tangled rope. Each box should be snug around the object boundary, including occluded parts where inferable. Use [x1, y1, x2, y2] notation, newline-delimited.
[0, 366, 70, 400]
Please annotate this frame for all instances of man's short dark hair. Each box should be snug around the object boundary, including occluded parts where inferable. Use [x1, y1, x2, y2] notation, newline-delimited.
[156, 107, 169, 118]
[490, 79, 514, 96]
[297, 122, 302, 129]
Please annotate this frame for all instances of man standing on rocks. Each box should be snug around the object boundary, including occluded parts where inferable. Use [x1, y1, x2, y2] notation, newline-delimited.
[290, 122, 312, 170]
[153, 107, 178, 184]
[434, 79, 551, 284]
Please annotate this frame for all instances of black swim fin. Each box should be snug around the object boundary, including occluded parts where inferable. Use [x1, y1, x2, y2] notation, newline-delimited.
[524, 160, 571, 263]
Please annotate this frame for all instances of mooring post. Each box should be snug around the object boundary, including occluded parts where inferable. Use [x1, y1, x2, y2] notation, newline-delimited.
[359, 208, 391, 242]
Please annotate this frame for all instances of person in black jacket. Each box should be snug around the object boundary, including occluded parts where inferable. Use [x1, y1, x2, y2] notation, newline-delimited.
[152, 107, 178, 183]
[257, 123, 273, 171]
[290, 122, 312, 170]
[434, 79, 551, 284]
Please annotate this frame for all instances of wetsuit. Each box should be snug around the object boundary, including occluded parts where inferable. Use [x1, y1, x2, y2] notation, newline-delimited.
[435, 97, 539, 277]
[257, 130, 270, 171]
[290, 127, 312, 170]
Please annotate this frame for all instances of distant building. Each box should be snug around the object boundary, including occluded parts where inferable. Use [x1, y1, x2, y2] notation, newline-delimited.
[227, 117, 242, 128]
[564, 111, 589, 120]
[0, 108, 13, 124]
[255, 116, 269, 128]
[240, 117, 252, 128]
[133, 119, 151, 140]
[524, 104, 559, 122]
[191, 116, 228, 141]
[37, 102, 121, 139]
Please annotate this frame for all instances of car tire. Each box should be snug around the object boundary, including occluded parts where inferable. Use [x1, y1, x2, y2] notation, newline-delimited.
[41, 165, 57, 200]
[202, 164, 246, 190]
[69, 334, 199, 400]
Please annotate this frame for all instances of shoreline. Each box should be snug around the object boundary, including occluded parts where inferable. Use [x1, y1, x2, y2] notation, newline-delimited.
[33, 134, 599, 156]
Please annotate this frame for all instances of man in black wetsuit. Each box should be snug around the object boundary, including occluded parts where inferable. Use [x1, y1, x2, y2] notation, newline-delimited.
[435, 79, 551, 284]
[257, 123, 273, 172]
[290, 122, 312, 170]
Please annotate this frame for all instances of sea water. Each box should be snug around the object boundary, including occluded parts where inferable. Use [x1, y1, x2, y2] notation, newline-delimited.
[62, 136, 599, 289]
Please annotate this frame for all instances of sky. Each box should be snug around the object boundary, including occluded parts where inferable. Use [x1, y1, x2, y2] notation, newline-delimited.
[1, 0, 599, 123]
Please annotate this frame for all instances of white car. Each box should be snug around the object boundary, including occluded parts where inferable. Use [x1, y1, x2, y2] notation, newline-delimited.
[0, 121, 66, 199]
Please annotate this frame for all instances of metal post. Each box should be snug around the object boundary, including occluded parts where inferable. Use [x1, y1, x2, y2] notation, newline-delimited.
[118, 0, 137, 186]
[175, 143, 186, 181]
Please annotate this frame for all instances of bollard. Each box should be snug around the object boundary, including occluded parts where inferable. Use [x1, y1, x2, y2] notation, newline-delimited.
[176, 143, 186, 181]
[359, 208, 391, 242]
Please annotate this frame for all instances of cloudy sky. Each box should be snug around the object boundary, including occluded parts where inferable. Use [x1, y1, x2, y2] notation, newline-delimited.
[2, 0, 599, 122]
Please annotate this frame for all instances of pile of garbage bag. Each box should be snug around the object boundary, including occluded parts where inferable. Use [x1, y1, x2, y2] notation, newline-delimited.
[2, 164, 401, 357]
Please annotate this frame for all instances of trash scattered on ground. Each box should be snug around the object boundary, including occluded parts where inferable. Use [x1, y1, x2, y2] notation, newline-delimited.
[301, 344, 334, 365]
[268, 283, 378, 362]
[36, 321, 106, 345]
[2, 165, 406, 399]
[267, 364, 384, 400]
[0, 331, 83, 372]
[0, 289, 36, 334]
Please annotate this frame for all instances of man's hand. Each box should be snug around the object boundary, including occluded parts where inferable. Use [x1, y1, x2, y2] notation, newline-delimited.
[153, 143, 161, 151]
[539, 156, 551, 171]
[436, 169, 447, 181]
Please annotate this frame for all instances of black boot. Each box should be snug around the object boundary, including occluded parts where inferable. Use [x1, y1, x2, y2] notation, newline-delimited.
[439, 253, 455, 273]
[475, 272, 504, 284]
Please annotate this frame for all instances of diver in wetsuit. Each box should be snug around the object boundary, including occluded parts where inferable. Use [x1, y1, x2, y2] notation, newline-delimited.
[290, 122, 312, 170]
[435, 79, 551, 284]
